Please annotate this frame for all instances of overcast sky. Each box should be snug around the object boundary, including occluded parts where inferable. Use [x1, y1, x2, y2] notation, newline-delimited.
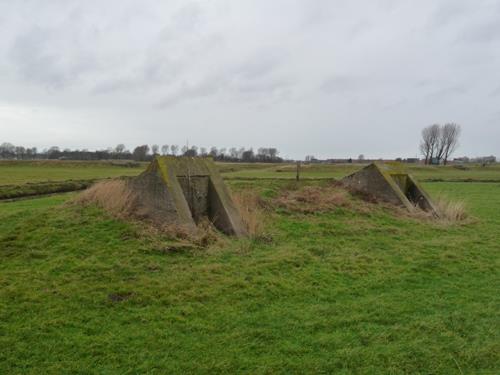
[1, 0, 499, 159]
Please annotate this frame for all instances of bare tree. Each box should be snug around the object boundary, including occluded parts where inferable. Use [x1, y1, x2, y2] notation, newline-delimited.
[419, 124, 440, 164]
[15, 146, 26, 160]
[151, 144, 159, 155]
[132, 145, 150, 161]
[441, 123, 461, 165]
[161, 144, 169, 155]
[242, 148, 254, 162]
[115, 144, 126, 154]
[183, 146, 198, 157]
[229, 147, 238, 159]
[209, 146, 218, 158]
[170, 145, 179, 156]
[268, 148, 278, 161]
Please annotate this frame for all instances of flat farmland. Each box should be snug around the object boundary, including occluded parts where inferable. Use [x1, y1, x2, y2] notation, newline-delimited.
[0, 162, 499, 373]
[1, 160, 500, 186]
[0, 160, 146, 185]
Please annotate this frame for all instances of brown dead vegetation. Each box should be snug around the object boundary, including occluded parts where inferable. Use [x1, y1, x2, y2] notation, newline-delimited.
[232, 190, 265, 236]
[274, 185, 352, 214]
[273, 182, 471, 226]
[433, 195, 469, 223]
[73, 179, 139, 219]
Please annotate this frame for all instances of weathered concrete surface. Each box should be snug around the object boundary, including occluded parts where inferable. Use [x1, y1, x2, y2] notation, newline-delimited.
[342, 163, 439, 216]
[129, 156, 247, 236]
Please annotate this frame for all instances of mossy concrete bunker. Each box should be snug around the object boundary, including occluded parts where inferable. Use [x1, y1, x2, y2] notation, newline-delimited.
[129, 156, 247, 236]
[342, 162, 439, 215]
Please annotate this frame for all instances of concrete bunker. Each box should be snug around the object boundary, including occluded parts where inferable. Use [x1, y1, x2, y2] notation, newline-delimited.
[342, 163, 439, 216]
[129, 156, 247, 236]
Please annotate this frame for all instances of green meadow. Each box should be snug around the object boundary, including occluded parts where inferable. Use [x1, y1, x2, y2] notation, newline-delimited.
[1, 160, 500, 186]
[0, 160, 145, 186]
[0, 162, 499, 373]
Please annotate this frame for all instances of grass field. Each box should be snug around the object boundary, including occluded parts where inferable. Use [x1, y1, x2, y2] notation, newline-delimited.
[0, 160, 145, 186]
[1, 162, 499, 373]
[220, 162, 500, 181]
[1, 161, 499, 187]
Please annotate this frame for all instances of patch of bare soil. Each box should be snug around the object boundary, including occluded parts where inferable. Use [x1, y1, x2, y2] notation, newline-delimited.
[108, 292, 134, 303]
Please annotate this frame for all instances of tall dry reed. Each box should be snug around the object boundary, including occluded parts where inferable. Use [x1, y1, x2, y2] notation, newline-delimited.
[232, 191, 265, 236]
[73, 179, 138, 219]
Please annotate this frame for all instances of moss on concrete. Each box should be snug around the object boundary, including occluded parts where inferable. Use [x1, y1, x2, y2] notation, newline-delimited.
[130, 157, 247, 236]
[343, 162, 440, 216]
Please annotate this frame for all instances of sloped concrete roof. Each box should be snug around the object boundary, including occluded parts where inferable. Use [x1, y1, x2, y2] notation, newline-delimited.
[129, 156, 247, 236]
[342, 162, 439, 216]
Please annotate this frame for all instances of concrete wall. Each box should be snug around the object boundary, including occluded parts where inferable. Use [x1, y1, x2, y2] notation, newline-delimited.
[130, 156, 247, 236]
[178, 176, 210, 224]
[342, 163, 439, 216]
[342, 164, 408, 207]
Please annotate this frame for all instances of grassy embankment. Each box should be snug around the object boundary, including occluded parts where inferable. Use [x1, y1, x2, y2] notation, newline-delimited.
[0, 163, 499, 373]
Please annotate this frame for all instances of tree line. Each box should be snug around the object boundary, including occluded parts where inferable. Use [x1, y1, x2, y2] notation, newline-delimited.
[419, 123, 461, 165]
[0, 142, 283, 163]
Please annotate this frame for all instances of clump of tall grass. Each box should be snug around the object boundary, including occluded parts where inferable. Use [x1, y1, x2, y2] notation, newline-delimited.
[434, 195, 469, 223]
[73, 179, 138, 219]
[232, 190, 265, 236]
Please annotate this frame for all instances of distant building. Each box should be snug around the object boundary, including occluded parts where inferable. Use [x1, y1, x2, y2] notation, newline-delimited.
[454, 155, 496, 164]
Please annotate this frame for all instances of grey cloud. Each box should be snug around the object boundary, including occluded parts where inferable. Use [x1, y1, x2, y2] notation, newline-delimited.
[155, 78, 222, 108]
[159, 2, 205, 41]
[91, 78, 139, 95]
[320, 76, 368, 94]
[425, 84, 469, 100]
[490, 86, 500, 97]
[232, 50, 286, 80]
[9, 27, 77, 88]
[90, 56, 183, 95]
[381, 99, 407, 111]
[461, 20, 500, 43]
[429, 1, 470, 29]
[0, 0, 499, 158]
[233, 78, 291, 95]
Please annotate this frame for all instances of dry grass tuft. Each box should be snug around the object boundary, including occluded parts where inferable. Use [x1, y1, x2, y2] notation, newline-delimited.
[388, 195, 471, 226]
[232, 190, 265, 236]
[73, 179, 139, 219]
[275, 185, 351, 214]
[192, 218, 223, 247]
[434, 196, 469, 223]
